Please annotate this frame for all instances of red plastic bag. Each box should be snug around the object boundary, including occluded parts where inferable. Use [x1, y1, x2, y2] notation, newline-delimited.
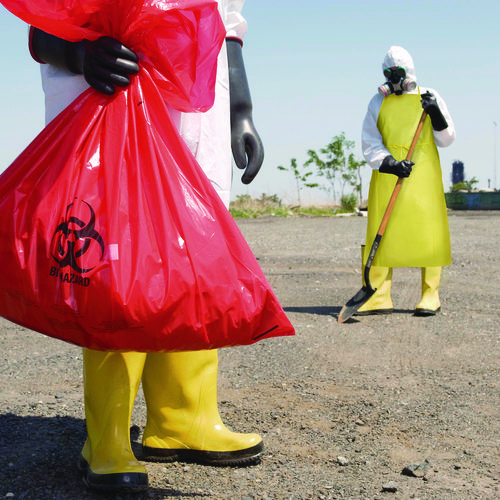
[0, 0, 295, 351]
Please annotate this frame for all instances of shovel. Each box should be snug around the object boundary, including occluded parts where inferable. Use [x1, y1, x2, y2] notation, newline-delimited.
[337, 110, 427, 323]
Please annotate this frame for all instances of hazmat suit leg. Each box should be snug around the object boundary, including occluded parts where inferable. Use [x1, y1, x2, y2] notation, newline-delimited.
[79, 350, 148, 492]
[415, 266, 442, 316]
[141, 349, 264, 465]
[356, 246, 394, 315]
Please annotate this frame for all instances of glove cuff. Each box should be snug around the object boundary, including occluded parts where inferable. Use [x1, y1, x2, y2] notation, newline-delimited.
[29, 28, 83, 75]
[29, 26, 45, 64]
[429, 112, 448, 131]
[226, 36, 243, 47]
[379, 155, 396, 172]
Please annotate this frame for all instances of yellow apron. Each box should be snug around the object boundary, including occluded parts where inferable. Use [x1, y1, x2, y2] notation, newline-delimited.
[365, 92, 451, 267]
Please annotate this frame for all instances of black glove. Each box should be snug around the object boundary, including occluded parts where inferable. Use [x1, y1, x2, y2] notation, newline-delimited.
[226, 38, 264, 184]
[379, 155, 414, 178]
[31, 28, 139, 95]
[421, 91, 448, 131]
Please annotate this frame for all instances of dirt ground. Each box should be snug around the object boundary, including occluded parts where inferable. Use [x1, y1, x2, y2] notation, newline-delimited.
[0, 211, 499, 500]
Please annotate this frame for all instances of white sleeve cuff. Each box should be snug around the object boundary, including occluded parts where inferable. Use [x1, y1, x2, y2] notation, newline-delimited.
[224, 0, 247, 39]
[225, 11, 247, 39]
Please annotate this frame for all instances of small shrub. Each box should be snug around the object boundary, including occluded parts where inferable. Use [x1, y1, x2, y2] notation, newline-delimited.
[229, 193, 284, 218]
[450, 177, 479, 192]
[340, 193, 357, 212]
[258, 193, 281, 206]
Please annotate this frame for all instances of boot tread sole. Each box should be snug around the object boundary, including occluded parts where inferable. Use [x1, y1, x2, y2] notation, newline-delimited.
[354, 308, 394, 316]
[142, 441, 264, 466]
[414, 306, 441, 317]
[78, 455, 148, 492]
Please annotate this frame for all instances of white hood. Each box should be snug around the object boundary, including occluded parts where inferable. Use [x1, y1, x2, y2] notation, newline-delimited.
[382, 46, 417, 84]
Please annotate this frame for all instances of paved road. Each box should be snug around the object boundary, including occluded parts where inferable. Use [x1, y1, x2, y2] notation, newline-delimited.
[0, 211, 498, 499]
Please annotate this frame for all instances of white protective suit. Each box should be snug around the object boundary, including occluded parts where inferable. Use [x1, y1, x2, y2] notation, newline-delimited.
[39, 0, 247, 207]
[362, 46, 455, 169]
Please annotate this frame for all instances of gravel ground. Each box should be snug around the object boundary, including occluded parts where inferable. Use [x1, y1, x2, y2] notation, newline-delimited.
[1, 210, 499, 500]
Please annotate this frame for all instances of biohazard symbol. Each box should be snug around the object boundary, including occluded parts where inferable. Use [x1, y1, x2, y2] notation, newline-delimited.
[51, 200, 105, 274]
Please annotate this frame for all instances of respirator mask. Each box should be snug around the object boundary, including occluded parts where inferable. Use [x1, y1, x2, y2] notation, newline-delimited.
[378, 66, 416, 97]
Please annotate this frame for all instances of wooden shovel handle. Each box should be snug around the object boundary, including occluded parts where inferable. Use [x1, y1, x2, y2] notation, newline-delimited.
[376, 110, 427, 237]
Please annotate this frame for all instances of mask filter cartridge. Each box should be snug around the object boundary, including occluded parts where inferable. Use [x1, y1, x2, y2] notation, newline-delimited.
[401, 78, 417, 92]
[378, 66, 416, 96]
[378, 81, 394, 97]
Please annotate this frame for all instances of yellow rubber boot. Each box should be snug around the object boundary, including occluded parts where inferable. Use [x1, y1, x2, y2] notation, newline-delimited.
[78, 350, 148, 493]
[356, 245, 394, 315]
[415, 266, 442, 316]
[141, 349, 263, 466]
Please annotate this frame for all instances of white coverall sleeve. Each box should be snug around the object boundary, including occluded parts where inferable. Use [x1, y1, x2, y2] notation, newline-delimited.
[421, 87, 456, 148]
[224, 0, 247, 40]
[361, 94, 389, 169]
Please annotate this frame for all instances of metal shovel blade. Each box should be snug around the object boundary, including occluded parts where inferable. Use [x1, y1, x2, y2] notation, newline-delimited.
[337, 285, 376, 323]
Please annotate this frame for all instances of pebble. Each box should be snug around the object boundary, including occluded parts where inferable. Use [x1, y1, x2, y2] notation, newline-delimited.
[381, 481, 398, 493]
[402, 460, 430, 477]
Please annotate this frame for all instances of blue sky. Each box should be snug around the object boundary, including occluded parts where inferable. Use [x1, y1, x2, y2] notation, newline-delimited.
[1, 0, 499, 205]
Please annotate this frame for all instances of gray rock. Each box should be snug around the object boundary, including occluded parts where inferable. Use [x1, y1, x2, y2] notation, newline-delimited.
[402, 460, 431, 477]
[381, 481, 398, 492]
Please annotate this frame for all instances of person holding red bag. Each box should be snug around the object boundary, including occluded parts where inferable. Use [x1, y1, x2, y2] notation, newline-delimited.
[29, 0, 265, 493]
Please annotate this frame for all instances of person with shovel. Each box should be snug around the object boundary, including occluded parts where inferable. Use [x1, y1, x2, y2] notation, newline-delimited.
[357, 45, 455, 317]
[28, 0, 264, 493]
